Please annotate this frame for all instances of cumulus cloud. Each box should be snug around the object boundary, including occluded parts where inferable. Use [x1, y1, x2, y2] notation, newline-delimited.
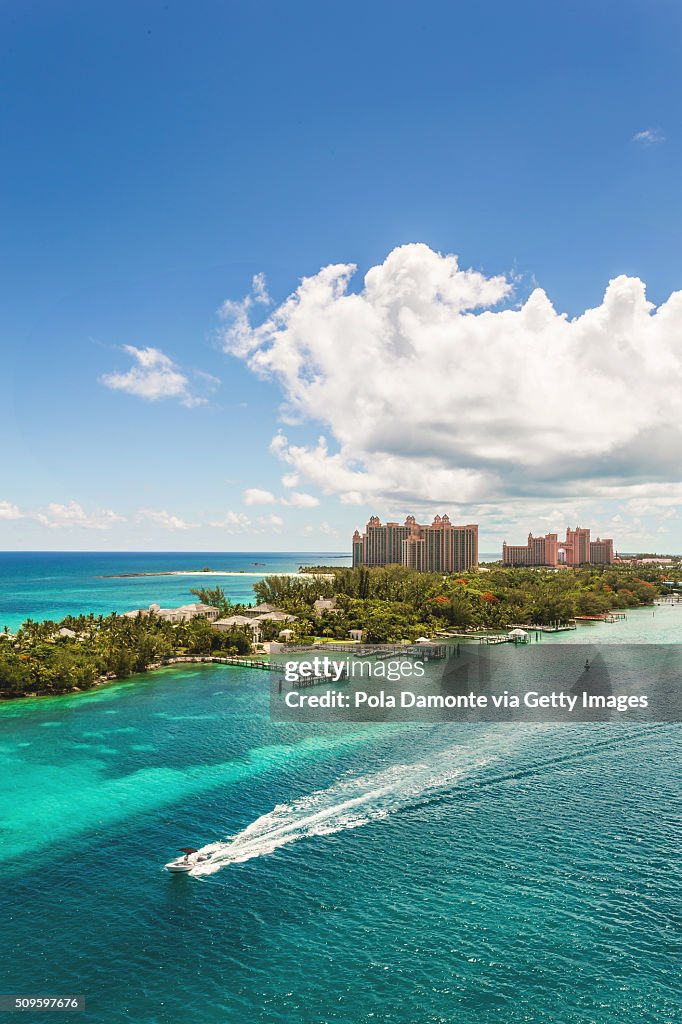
[243, 488, 277, 505]
[137, 508, 192, 530]
[209, 510, 283, 533]
[220, 243, 682, 521]
[100, 346, 218, 407]
[0, 501, 22, 520]
[252, 272, 271, 306]
[258, 513, 284, 531]
[219, 273, 273, 349]
[35, 502, 126, 530]
[632, 128, 665, 145]
[209, 511, 252, 531]
[282, 491, 320, 508]
[243, 486, 320, 508]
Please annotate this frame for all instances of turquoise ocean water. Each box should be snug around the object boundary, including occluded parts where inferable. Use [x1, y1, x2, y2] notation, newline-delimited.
[0, 555, 681, 1023]
[0, 551, 353, 633]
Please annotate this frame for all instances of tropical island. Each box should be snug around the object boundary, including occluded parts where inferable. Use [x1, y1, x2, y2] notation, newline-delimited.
[250, 561, 679, 640]
[0, 562, 679, 698]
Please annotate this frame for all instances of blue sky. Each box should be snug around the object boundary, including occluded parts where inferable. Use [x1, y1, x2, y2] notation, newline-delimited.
[2, 0, 682, 552]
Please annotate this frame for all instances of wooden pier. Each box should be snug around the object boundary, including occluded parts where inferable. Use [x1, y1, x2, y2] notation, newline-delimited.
[503, 622, 573, 630]
[162, 654, 346, 687]
[163, 654, 286, 673]
[574, 613, 627, 623]
[282, 642, 446, 659]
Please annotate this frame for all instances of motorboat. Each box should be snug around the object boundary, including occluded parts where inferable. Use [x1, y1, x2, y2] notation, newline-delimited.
[164, 847, 208, 873]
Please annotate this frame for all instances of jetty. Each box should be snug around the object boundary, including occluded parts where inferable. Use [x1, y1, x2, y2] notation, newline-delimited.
[506, 621, 577, 632]
[573, 613, 626, 623]
[161, 654, 284, 672]
[158, 655, 346, 687]
[282, 642, 447, 659]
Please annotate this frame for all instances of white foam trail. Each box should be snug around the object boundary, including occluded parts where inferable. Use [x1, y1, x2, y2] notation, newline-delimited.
[191, 749, 492, 875]
[189, 722, 653, 875]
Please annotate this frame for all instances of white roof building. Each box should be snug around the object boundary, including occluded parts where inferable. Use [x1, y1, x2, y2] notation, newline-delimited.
[243, 602, 280, 617]
[313, 597, 338, 616]
[121, 602, 220, 623]
[213, 615, 255, 629]
[253, 611, 296, 623]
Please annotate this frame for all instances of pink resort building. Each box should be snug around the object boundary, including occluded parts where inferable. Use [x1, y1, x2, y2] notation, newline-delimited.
[502, 528, 614, 567]
[352, 515, 479, 573]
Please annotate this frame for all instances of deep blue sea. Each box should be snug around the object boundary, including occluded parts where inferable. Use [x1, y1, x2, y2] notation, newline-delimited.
[0, 551, 352, 632]
[0, 555, 680, 1023]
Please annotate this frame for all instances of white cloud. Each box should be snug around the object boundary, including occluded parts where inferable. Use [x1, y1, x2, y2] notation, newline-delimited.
[252, 272, 271, 306]
[219, 273, 272, 347]
[301, 521, 338, 538]
[257, 513, 284, 531]
[101, 346, 218, 407]
[221, 243, 682, 518]
[282, 491, 320, 508]
[208, 510, 284, 533]
[137, 508, 192, 530]
[632, 128, 665, 145]
[243, 488, 277, 505]
[35, 502, 126, 530]
[209, 511, 252, 531]
[281, 473, 299, 488]
[0, 501, 22, 521]
[243, 485, 320, 509]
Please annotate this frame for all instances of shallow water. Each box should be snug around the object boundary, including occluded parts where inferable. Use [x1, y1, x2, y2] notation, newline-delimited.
[1, 565, 680, 1022]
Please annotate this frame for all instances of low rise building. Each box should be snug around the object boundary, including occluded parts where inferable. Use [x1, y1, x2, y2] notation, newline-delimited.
[313, 597, 338, 616]
[120, 602, 221, 622]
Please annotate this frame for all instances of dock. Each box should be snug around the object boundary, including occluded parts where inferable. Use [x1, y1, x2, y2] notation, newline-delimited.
[161, 654, 346, 687]
[163, 654, 286, 672]
[160, 644, 446, 690]
[506, 621, 577, 632]
[573, 613, 627, 623]
[282, 642, 447, 659]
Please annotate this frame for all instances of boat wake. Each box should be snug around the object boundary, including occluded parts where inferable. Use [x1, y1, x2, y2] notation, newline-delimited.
[191, 753, 489, 875]
[190, 723, 668, 875]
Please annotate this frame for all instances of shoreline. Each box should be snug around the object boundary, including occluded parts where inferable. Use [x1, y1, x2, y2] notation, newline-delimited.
[0, 654, 254, 703]
[1, 601, 676, 703]
[97, 570, 334, 579]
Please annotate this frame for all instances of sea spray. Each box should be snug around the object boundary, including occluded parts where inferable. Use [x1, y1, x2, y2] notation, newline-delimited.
[191, 753, 492, 874]
[190, 722, 671, 875]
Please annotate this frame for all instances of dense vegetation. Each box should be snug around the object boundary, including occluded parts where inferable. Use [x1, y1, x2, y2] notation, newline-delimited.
[254, 563, 675, 643]
[189, 585, 235, 616]
[1, 562, 677, 696]
[0, 613, 251, 696]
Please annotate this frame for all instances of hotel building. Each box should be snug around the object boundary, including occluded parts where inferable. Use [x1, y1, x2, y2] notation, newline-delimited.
[502, 528, 614, 567]
[352, 515, 479, 573]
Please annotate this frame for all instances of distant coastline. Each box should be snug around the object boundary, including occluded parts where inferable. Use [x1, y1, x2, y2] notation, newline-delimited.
[98, 570, 332, 579]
